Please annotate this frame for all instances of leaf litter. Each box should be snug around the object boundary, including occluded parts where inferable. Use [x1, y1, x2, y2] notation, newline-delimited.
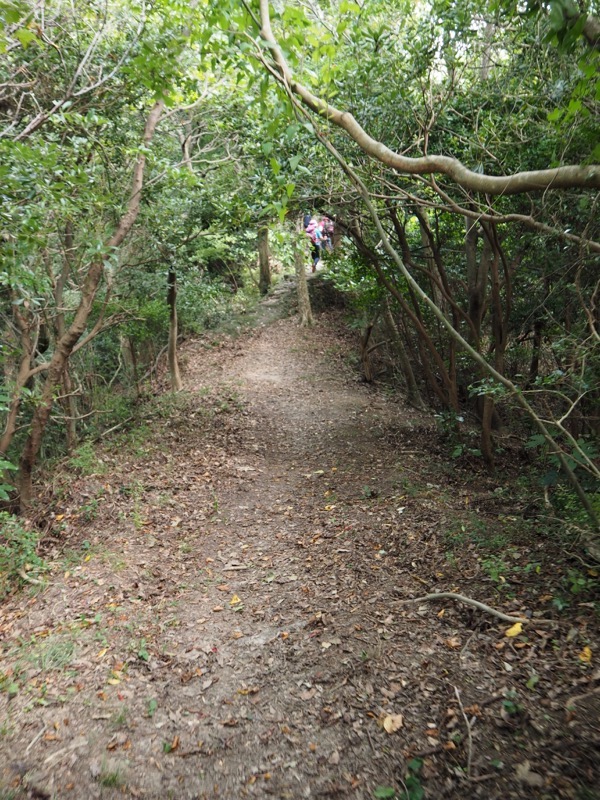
[0, 303, 599, 799]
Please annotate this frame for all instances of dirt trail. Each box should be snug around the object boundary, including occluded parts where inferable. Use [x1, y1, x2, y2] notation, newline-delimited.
[1, 304, 598, 800]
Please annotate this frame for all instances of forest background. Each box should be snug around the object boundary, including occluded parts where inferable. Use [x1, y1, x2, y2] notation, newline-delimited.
[0, 0, 599, 585]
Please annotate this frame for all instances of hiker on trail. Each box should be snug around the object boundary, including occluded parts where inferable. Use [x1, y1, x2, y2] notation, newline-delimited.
[321, 216, 334, 252]
[304, 215, 322, 273]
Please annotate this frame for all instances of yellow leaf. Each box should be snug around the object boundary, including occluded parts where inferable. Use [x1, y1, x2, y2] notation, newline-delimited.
[107, 678, 120, 686]
[230, 594, 241, 606]
[383, 714, 404, 733]
[55, 514, 64, 521]
[579, 646, 592, 663]
[505, 622, 523, 638]
[97, 648, 108, 659]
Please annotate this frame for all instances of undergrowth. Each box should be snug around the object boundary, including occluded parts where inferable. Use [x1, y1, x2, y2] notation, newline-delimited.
[0, 512, 46, 597]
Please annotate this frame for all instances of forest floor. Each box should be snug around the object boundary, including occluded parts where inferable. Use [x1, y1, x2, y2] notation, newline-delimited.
[1, 281, 599, 800]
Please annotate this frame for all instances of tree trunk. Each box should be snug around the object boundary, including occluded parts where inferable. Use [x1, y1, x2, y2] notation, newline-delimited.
[383, 297, 426, 410]
[527, 317, 544, 388]
[258, 224, 271, 296]
[0, 307, 38, 457]
[342, 217, 458, 408]
[60, 367, 78, 453]
[360, 313, 378, 383]
[479, 235, 507, 469]
[18, 100, 164, 509]
[465, 216, 490, 347]
[57, 223, 78, 453]
[167, 266, 183, 392]
[293, 239, 313, 327]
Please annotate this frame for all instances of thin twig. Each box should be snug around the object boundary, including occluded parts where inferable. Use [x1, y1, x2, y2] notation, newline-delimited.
[25, 725, 47, 753]
[454, 686, 473, 779]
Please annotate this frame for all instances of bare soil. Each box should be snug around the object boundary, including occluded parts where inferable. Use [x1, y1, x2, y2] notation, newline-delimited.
[1, 295, 599, 800]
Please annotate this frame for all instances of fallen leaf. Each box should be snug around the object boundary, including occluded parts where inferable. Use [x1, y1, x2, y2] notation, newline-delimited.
[212, 606, 224, 612]
[230, 594, 241, 606]
[579, 646, 592, 663]
[443, 741, 456, 750]
[515, 760, 544, 787]
[216, 584, 230, 592]
[382, 714, 404, 733]
[505, 622, 523, 638]
[445, 636, 461, 649]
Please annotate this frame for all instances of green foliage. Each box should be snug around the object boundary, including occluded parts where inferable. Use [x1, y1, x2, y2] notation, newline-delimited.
[0, 458, 17, 501]
[373, 758, 424, 797]
[0, 512, 46, 597]
[374, 788, 396, 799]
[562, 567, 598, 597]
[147, 698, 158, 718]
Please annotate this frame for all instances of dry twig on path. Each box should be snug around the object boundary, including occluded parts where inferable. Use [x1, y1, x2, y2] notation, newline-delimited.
[396, 591, 555, 626]
[454, 686, 474, 779]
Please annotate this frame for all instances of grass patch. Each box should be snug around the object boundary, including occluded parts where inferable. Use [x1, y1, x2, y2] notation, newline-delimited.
[24, 636, 75, 672]
[98, 763, 124, 788]
[68, 441, 107, 476]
